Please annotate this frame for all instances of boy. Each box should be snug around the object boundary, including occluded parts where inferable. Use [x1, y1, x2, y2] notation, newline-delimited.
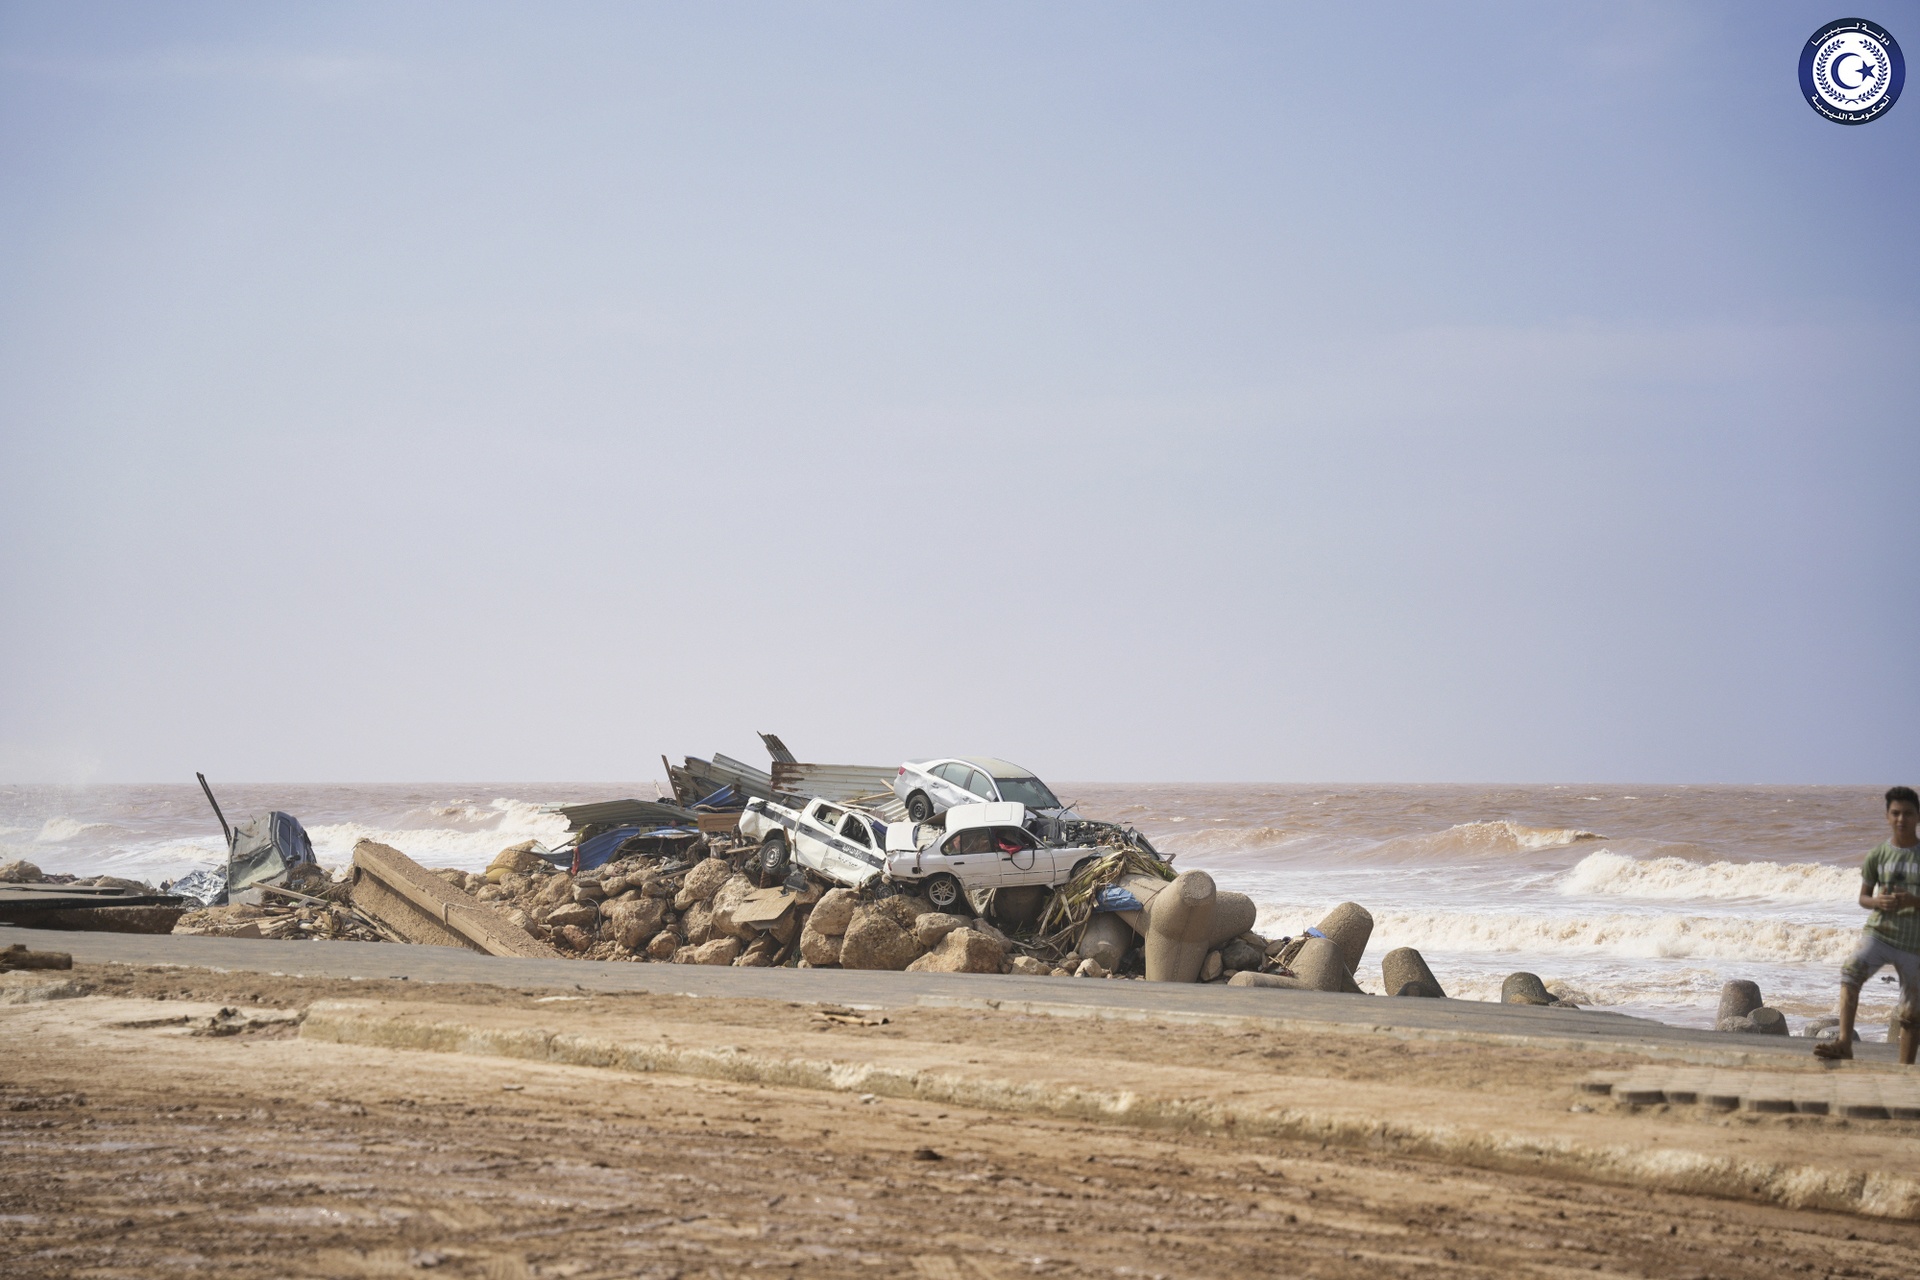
[1815, 786, 1920, 1063]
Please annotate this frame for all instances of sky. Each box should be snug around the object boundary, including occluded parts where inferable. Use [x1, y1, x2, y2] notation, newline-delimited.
[1, 2, 1916, 786]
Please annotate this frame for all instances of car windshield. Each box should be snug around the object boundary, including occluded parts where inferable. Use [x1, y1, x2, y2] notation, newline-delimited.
[992, 776, 1060, 809]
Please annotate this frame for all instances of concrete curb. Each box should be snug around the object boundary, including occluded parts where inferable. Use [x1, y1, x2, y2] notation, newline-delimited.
[301, 1002, 1920, 1221]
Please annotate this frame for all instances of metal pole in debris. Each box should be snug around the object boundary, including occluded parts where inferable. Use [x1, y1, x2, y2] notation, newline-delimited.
[196, 772, 233, 850]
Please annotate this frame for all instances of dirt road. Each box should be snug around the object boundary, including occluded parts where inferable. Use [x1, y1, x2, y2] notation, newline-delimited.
[4, 964, 1918, 1278]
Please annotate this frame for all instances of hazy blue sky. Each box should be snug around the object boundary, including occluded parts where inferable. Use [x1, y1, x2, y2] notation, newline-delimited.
[2, 2, 1915, 785]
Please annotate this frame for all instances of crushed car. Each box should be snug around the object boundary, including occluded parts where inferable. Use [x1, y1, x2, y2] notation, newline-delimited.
[882, 801, 1109, 913]
[891, 757, 1083, 834]
[737, 795, 889, 889]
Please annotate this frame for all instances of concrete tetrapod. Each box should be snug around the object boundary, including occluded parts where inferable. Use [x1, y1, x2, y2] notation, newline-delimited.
[1143, 870, 1217, 983]
[1313, 902, 1374, 978]
[1204, 892, 1259, 951]
[1078, 913, 1133, 974]
[1717, 980, 1763, 1024]
[1291, 935, 1363, 994]
[1380, 946, 1445, 998]
[1501, 972, 1553, 1006]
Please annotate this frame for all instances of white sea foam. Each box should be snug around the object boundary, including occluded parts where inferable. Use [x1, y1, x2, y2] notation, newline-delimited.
[1559, 850, 1857, 903]
[305, 798, 570, 871]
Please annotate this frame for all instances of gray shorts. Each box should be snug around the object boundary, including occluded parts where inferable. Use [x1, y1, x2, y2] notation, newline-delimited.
[1841, 933, 1920, 1017]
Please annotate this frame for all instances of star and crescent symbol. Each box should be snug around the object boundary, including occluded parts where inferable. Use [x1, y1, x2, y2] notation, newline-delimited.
[1830, 49, 1878, 91]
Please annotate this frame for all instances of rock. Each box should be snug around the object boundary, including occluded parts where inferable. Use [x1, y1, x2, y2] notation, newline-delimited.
[870, 894, 930, 931]
[1220, 937, 1265, 973]
[1292, 936, 1362, 993]
[674, 858, 734, 910]
[671, 944, 697, 964]
[798, 918, 843, 967]
[708, 874, 761, 940]
[1544, 981, 1591, 1006]
[1381, 947, 1445, 999]
[838, 907, 926, 971]
[736, 935, 780, 966]
[1313, 903, 1374, 977]
[432, 868, 467, 888]
[1716, 1015, 1756, 1033]
[914, 913, 969, 948]
[1201, 950, 1224, 982]
[907, 928, 1006, 974]
[1074, 957, 1109, 979]
[1050, 966, 1073, 977]
[488, 842, 545, 878]
[1008, 955, 1050, 976]
[0, 860, 46, 883]
[476, 884, 508, 902]
[645, 930, 680, 960]
[572, 879, 608, 902]
[691, 937, 741, 966]
[1748, 1007, 1789, 1035]
[1079, 914, 1133, 973]
[555, 925, 594, 952]
[536, 875, 575, 907]
[605, 897, 668, 951]
[809, 888, 860, 936]
[544, 901, 598, 930]
[1717, 980, 1763, 1024]
[681, 902, 715, 946]
[505, 907, 533, 932]
[1144, 870, 1217, 983]
[1501, 972, 1553, 1006]
[639, 874, 676, 898]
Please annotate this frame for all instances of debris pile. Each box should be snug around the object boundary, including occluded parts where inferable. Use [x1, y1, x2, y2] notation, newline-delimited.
[0, 863, 188, 934]
[175, 861, 389, 942]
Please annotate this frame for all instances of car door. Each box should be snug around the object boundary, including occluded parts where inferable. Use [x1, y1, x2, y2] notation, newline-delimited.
[833, 811, 887, 882]
[929, 763, 979, 812]
[992, 826, 1051, 887]
[796, 801, 845, 874]
[940, 826, 1001, 889]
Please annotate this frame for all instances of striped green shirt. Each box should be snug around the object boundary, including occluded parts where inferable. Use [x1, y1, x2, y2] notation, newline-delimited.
[1863, 841, 1920, 953]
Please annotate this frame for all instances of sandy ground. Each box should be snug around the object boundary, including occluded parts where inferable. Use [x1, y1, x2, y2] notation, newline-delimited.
[4, 964, 1920, 1279]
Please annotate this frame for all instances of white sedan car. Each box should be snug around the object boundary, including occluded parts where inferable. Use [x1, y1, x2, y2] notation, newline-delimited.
[884, 802, 1106, 914]
[891, 757, 1077, 828]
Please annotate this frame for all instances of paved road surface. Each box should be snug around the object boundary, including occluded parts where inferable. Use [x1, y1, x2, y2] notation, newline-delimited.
[3, 923, 1886, 1063]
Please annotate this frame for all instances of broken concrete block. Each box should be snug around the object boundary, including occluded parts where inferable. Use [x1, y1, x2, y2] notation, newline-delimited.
[674, 858, 734, 910]
[0, 944, 73, 971]
[1314, 902, 1374, 977]
[809, 888, 860, 936]
[1078, 914, 1133, 973]
[1720, 1007, 1788, 1035]
[1201, 950, 1224, 982]
[1143, 869, 1217, 983]
[1381, 947, 1445, 999]
[839, 907, 925, 971]
[1292, 936, 1362, 994]
[1717, 980, 1763, 1024]
[906, 928, 1004, 974]
[1501, 972, 1553, 1006]
[1227, 970, 1310, 990]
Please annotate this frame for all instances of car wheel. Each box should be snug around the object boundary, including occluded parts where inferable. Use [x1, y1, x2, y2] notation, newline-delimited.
[924, 873, 966, 914]
[758, 834, 790, 886]
[906, 792, 934, 823]
[1070, 857, 1097, 881]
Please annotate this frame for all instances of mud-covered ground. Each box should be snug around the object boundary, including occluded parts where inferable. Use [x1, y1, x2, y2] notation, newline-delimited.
[3, 964, 1918, 1279]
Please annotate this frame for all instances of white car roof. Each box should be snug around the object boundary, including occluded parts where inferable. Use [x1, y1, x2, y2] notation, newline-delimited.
[944, 801, 1027, 831]
[907, 757, 1034, 780]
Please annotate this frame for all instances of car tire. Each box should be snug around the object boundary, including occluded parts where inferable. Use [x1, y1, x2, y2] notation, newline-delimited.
[906, 791, 934, 823]
[924, 873, 966, 914]
[1070, 857, 1097, 881]
[758, 834, 790, 887]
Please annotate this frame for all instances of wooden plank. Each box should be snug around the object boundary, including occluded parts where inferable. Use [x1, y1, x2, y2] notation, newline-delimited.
[351, 840, 556, 959]
[729, 887, 798, 929]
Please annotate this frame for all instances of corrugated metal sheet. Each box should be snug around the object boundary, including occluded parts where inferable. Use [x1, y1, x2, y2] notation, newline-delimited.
[772, 762, 896, 801]
[550, 798, 698, 832]
[759, 732, 798, 765]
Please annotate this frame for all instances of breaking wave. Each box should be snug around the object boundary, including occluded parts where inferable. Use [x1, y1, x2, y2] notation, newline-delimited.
[1157, 825, 1292, 858]
[1559, 851, 1857, 904]
[1356, 819, 1602, 863]
[305, 799, 570, 871]
[1365, 907, 1853, 966]
[34, 816, 113, 843]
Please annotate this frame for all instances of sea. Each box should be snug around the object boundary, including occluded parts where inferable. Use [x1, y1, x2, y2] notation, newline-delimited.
[0, 780, 1898, 1035]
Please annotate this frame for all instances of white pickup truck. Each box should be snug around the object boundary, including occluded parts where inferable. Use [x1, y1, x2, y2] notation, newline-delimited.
[739, 796, 1108, 914]
[737, 795, 891, 889]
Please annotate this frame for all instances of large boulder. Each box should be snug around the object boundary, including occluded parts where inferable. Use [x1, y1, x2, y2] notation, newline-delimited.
[536, 874, 575, 907]
[486, 841, 545, 882]
[809, 887, 860, 936]
[605, 896, 668, 952]
[914, 913, 969, 949]
[690, 937, 741, 966]
[674, 858, 734, 910]
[906, 927, 1005, 974]
[1079, 914, 1133, 973]
[798, 917, 843, 967]
[644, 929, 680, 960]
[681, 901, 715, 946]
[543, 901, 598, 930]
[707, 874, 761, 941]
[1220, 935, 1266, 973]
[870, 893, 931, 931]
[839, 906, 926, 971]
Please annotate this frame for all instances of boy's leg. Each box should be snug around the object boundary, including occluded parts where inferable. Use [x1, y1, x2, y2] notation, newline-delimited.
[1816, 937, 1881, 1060]
[1895, 948, 1920, 1066]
